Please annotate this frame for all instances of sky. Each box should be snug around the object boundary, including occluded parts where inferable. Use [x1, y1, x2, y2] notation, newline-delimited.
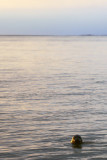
[0, 0, 107, 35]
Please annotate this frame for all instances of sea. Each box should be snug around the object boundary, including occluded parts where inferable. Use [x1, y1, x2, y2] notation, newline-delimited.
[0, 36, 107, 160]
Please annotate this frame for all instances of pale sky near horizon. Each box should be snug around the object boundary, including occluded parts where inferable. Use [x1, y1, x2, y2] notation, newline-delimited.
[0, 0, 107, 35]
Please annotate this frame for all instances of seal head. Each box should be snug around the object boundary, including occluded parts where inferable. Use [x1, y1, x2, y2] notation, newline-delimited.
[71, 135, 83, 145]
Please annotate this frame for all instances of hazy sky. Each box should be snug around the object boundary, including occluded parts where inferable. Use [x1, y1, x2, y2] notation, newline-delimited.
[0, 0, 107, 35]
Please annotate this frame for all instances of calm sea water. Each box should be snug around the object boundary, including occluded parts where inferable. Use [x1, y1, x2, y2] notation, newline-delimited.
[0, 36, 107, 160]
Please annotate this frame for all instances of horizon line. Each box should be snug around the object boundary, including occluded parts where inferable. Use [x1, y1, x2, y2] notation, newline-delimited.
[0, 34, 107, 36]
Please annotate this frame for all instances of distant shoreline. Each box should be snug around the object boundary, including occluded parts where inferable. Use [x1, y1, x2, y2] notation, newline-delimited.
[0, 35, 107, 36]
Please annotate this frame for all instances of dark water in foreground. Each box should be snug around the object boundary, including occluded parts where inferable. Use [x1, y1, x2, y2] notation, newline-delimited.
[0, 36, 107, 159]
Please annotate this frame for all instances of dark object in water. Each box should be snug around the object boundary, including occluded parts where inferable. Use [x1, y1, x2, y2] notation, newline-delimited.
[71, 135, 83, 145]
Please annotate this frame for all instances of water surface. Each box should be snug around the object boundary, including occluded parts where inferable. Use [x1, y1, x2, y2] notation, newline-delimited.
[0, 36, 107, 159]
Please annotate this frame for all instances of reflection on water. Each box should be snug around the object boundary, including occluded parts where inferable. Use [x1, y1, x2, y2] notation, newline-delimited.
[0, 36, 107, 159]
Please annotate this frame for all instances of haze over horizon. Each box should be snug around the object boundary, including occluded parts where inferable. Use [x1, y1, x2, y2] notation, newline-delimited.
[0, 0, 107, 35]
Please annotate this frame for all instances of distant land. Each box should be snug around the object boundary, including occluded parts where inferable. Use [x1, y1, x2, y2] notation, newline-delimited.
[0, 34, 107, 36]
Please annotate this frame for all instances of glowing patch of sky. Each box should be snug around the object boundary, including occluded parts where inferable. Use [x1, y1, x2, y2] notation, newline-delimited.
[0, 0, 107, 9]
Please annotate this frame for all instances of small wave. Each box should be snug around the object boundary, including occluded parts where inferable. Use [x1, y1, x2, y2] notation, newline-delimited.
[56, 92, 91, 96]
[96, 80, 107, 84]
